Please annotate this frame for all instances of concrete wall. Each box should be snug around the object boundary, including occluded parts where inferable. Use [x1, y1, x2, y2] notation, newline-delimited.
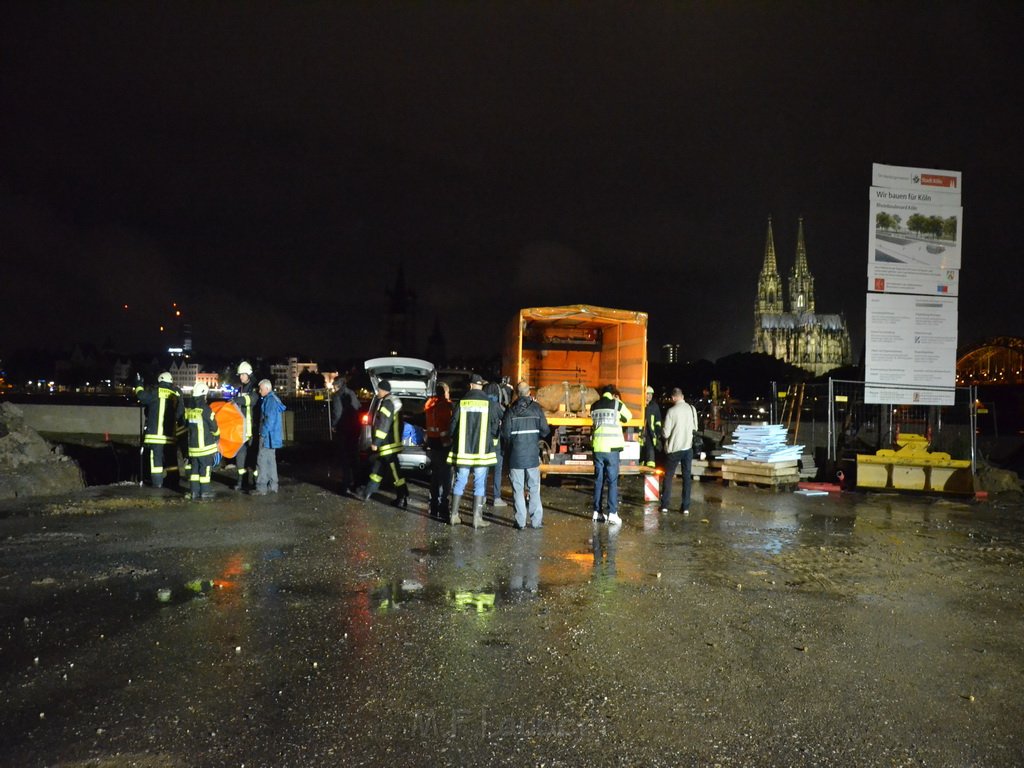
[16, 403, 296, 442]
[17, 403, 142, 438]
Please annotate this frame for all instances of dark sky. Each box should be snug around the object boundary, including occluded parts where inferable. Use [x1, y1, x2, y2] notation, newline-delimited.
[2, 2, 1022, 363]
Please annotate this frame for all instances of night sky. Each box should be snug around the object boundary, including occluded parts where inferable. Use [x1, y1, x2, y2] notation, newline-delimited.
[2, 3, 1022, 364]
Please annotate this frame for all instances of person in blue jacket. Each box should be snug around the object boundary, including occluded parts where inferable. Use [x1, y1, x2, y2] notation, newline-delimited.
[254, 379, 286, 495]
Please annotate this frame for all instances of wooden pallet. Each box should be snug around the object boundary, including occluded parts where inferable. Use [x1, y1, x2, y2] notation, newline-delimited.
[722, 460, 797, 476]
[721, 459, 799, 491]
[691, 459, 723, 481]
[721, 472, 800, 491]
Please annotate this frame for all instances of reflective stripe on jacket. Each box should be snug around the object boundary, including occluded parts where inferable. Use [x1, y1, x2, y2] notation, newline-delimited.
[372, 396, 404, 457]
[135, 384, 184, 445]
[590, 392, 632, 453]
[233, 382, 256, 440]
[642, 400, 662, 447]
[186, 399, 220, 457]
[448, 393, 499, 466]
[500, 396, 550, 469]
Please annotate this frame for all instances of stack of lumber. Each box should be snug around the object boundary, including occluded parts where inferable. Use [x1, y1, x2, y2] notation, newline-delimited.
[691, 457, 723, 480]
[719, 424, 803, 488]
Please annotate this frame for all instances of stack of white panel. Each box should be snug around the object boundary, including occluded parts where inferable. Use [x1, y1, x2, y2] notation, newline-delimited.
[719, 424, 803, 463]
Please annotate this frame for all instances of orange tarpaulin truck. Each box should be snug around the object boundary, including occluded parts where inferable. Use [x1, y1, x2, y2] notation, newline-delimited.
[501, 305, 649, 477]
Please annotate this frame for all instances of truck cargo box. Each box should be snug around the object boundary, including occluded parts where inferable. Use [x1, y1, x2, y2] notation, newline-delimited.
[502, 305, 649, 475]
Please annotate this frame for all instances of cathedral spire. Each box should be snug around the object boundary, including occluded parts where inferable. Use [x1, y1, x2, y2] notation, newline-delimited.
[761, 216, 778, 277]
[755, 217, 784, 318]
[794, 216, 809, 277]
[385, 262, 417, 355]
[788, 216, 815, 314]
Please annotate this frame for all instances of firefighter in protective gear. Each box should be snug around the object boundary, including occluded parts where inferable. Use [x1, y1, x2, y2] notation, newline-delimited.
[590, 385, 632, 525]
[362, 380, 408, 508]
[448, 374, 501, 528]
[640, 385, 662, 468]
[232, 361, 258, 491]
[424, 381, 453, 519]
[133, 371, 184, 488]
[185, 382, 220, 501]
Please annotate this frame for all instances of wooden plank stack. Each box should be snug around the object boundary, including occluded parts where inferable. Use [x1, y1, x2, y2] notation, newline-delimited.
[719, 424, 803, 490]
[691, 458, 723, 480]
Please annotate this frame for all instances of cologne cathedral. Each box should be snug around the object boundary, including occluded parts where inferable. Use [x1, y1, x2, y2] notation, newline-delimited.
[752, 217, 852, 376]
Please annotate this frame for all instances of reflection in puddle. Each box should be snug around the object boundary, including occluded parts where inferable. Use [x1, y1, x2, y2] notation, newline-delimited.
[371, 580, 499, 614]
[451, 591, 495, 613]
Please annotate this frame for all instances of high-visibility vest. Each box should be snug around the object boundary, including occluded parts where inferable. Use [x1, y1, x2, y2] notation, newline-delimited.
[449, 394, 497, 466]
[591, 393, 632, 453]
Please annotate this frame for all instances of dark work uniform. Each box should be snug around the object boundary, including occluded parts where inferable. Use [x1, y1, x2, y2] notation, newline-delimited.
[134, 382, 184, 488]
[185, 394, 220, 500]
[232, 379, 259, 490]
[364, 394, 406, 506]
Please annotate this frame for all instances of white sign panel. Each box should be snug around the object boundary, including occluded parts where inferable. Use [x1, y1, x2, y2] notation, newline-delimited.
[872, 163, 962, 196]
[864, 293, 958, 405]
[868, 264, 959, 297]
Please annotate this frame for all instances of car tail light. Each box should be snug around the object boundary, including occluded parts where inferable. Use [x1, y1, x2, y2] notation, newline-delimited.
[360, 413, 370, 425]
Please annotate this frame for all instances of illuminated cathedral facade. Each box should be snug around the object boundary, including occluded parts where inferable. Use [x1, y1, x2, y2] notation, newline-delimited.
[752, 217, 852, 376]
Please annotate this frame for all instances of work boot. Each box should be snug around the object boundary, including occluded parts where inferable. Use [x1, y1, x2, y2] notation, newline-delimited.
[362, 480, 380, 503]
[449, 494, 462, 526]
[391, 487, 408, 510]
[472, 497, 490, 529]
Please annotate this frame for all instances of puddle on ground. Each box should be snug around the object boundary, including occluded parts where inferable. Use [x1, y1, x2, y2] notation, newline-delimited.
[409, 538, 454, 558]
[371, 580, 498, 614]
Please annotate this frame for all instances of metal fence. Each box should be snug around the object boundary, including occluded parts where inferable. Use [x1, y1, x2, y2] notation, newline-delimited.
[286, 380, 979, 478]
[283, 393, 333, 443]
[782, 379, 977, 474]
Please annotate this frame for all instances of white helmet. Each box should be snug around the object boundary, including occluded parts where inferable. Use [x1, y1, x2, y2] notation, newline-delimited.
[158, 372, 173, 384]
[193, 382, 209, 397]
[237, 361, 253, 376]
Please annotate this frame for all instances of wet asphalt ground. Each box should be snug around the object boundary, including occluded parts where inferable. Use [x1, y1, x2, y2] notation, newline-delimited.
[1, 458, 1023, 768]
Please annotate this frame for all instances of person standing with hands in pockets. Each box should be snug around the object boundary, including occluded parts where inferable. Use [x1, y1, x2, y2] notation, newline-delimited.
[254, 379, 285, 496]
[660, 387, 698, 515]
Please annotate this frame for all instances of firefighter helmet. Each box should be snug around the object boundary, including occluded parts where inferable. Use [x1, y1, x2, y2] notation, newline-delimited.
[193, 382, 209, 398]
[237, 361, 253, 376]
[158, 372, 173, 384]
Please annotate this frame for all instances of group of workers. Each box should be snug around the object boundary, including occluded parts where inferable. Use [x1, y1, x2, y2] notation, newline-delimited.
[133, 362, 285, 500]
[360, 373, 548, 530]
[136, 362, 701, 523]
[358, 374, 700, 530]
